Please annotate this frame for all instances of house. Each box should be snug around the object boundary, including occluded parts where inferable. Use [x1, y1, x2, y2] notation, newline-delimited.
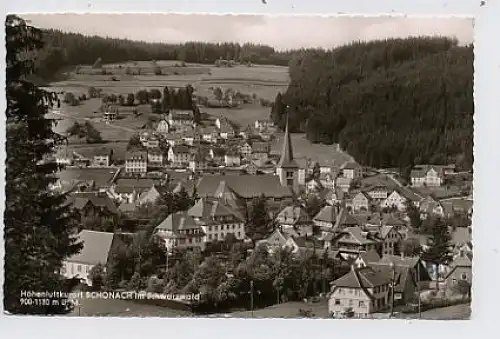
[369, 256, 432, 303]
[217, 119, 235, 139]
[351, 191, 371, 212]
[137, 185, 162, 205]
[61, 230, 116, 286]
[209, 147, 226, 164]
[305, 178, 323, 194]
[313, 205, 340, 230]
[168, 145, 193, 167]
[254, 119, 274, 131]
[189, 151, 208, 172]
[125, 151, 147, 173]
[419, 196, 444, 220]
[145, 135, 160, 149]
[251, 141, 271, 161]
[354, 250, 381, 269]
[238, 141, 253, 158]
[68, 191, 118, 220]
[378, 226, 402, 257]
[147, 148, 164, 167]
[328, 266, 392, 318]
[165, 133, 183, 147]
[168, 110, 194, 127]
[156, 119, 170, 134]
[188, 198, 246, 242]
[255, 229, 289, 253]
[319, 172, 336, 190]
[365, 185, 390, 200]
[224, 150, 241, 167]
[154, 212, 205, 252]
[330, 226, 378, 258]
[139, 132, 150, 146]
[441, 198, 473, 219]
[275, 205, 314, 237]
[201, 126, 219, 143]
[54, 168, 119, 193]
[381, 188, 421, 211]
[284, 236, 327, 257]
[93, 147, 112, 167]
[445, 250, 473, 288]
[410, 165, 444, 187]
[341, 162, 363, 180]
[336, 177, 352, 193]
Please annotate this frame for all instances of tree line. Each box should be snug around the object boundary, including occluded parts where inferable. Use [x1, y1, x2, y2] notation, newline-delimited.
[32, 27, 298, 81]
[270, 37, 474, 171]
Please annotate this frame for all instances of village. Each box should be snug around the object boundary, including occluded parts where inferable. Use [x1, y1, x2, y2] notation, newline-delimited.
[45, 85, 473, 318]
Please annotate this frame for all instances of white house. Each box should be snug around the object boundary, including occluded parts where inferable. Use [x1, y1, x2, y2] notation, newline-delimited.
[154, 212, 205, 253]
[147, 148, 164, 167]
[125, 151, 147, 173]
[156, 119, 170, 134]
[341, 162, 363, 180]
[168, 145, 193, 167]
[328, 266, 392, 318]
[410, 166, 443, 187]
[61, 230, 115, 286]
[224, 151, 241, 167]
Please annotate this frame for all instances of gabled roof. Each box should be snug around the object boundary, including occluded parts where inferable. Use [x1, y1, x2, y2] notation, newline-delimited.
[155, 212, 202, 232]
[332, 267, 391, 293]
[337, 227, 375, 245]
[276, 205, 311, 224]
[69, 192, 118, 214]
[313, 205, 338, 223]
[375, 255, 421, 268]
[126, 150, 147, 161]
[67, 230, 115, 265]
[382, 214, 407, 227]
[172, 145, 192, 154]
[357, 250, 381, 264]
[188, 197, 244, 221]
[342, 162, 361, 170]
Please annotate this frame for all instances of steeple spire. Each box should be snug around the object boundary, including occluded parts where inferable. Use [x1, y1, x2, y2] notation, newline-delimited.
[278, 113, 298, 168]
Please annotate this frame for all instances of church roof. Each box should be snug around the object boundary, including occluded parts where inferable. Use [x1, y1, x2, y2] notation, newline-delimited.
[277, 115, 299, 169]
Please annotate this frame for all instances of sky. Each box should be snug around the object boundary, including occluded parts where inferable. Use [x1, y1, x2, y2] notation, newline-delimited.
[22, 14, 474, 50]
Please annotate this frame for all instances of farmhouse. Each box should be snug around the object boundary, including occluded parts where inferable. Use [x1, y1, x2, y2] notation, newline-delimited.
[168, 110, 194, 127]
[275, 205, 314, 237]
[328, 266, 391, 318]
[61, 230, 116, 286]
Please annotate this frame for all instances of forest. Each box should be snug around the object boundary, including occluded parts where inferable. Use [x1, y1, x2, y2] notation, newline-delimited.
[33, 28, 296, 81]
[270, 37, 474, 172]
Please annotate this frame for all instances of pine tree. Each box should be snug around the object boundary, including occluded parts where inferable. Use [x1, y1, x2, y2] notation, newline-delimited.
[422, 217, 453, 284]
[4, 15, 83, 314]
[245, 195, 273, 245]
[270, 92, 285, 126]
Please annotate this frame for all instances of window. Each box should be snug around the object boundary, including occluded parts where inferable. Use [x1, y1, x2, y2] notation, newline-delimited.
[208, 234, 212, 240]
[348, 299, 353, 306]
[215, 226, 218, 231]
[61, 265, 67, 274]
[208, 226, 212, 232]
[334, 299, 340, 305]
[359, 301, 365, 307]
[461, 273, 468, 280]
[77, 265, 82, 273]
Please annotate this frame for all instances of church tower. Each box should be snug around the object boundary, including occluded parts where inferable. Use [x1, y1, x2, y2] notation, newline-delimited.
[276, 115, 299, 189]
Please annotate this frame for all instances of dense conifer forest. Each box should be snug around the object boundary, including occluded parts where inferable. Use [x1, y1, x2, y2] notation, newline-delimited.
[34, 29, 295, 80]
[271, 37, 474, 171]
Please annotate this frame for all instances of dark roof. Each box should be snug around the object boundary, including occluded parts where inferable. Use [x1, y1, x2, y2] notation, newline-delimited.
[277, 116, 299, 168]
[126, 151, 147, 161]
[358, 250, 381, 264]
[115, 178, 155, 189]
[67, 230, 115, 265]
[57, 168, 119, 189]
[196, 174, 293, 199]
[188, 198, 244, 222]
[69, 192, 118, 214]
[332, 267, 391, 292]
[342, 162, 361, 170]
[252, 141, 271, 153]
[313, 205, 338, 223]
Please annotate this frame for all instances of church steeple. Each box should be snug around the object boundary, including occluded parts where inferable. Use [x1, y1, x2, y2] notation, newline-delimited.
[278, 114, 298, 169]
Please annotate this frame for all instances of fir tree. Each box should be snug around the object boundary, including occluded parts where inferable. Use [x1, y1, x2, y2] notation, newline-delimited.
[245, 194, 274, 246]
[422, 217, 453, 283]
[4, 15, 83, 314]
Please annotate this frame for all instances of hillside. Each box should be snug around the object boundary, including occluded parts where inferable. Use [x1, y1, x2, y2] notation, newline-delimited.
[270, 37, 474, 171]
[33, 28, 295, 81]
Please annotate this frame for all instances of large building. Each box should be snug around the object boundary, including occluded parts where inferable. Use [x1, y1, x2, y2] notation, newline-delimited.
[276, 116, 300, 191]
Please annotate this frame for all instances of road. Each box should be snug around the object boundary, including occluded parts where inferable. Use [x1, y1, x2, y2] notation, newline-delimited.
[397, 303, 471, 320]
